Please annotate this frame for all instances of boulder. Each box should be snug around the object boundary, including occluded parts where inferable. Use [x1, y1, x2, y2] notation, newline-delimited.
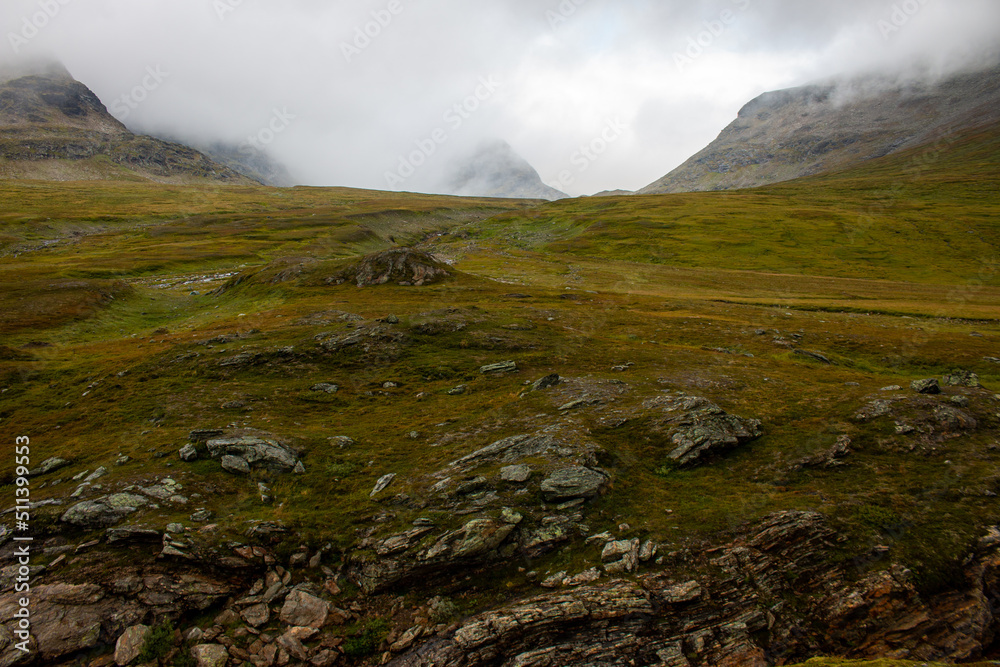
[206, 436, 300, 472]
[370, 473, 397, 498]
[335, 248, 451, 287]
[911, 378, 941, 394]
[190, 644, 229, 667]
[311, 383, 339, 394]
[28, 457, 71, 477]
[241, 603, 270, 628]
[500, 465, 532, 483]
[481, 361, 518, 374]
[114, 624, 150, 666]
[60, 494, 148, 528]
[665, 413, 762, 467]
[221, 455, 251, 475]
[540, 467, 608, 501]
[530, 374, 561, 391]
[279, 590, 330, 629]
[944, 370, 981, 388]
[602, 539, 641, 574]
[179, 444, 198, 462]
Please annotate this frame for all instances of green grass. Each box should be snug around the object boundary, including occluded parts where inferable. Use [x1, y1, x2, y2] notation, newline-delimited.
[0, 121, 999, 660]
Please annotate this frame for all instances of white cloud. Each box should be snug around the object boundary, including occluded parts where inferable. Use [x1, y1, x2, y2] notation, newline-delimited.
[1, 0, 997, 195]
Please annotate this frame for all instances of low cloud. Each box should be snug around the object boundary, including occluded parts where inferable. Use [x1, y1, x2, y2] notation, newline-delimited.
[1, 0, 998, 195]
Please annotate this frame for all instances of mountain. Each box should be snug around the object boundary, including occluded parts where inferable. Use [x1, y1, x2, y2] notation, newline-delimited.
[0, 59, 256, 184]
[178, 140, 296, 187]
[639, 64, 1000, 194]
[444, 140, 569, 200]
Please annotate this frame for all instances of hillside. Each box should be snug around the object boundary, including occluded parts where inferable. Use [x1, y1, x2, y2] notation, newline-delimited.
[640, 64, 1000, 194]
[443, 139, 569, 200]
[0, 98, 999, 666]
[463, 119, 1000, 288]
[0, 60, 256, 185]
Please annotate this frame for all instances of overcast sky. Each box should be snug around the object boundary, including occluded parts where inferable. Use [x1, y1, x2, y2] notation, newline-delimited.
[3, 0, 1000, 195]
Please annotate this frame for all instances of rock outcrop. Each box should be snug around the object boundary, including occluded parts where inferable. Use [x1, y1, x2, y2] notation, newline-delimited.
[331, 248, 451, 288]
[389, 512, 1000, 666]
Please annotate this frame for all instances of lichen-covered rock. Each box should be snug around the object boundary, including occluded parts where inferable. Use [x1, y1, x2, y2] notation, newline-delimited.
[665, 413, 762, 466]
[911, 378, 941, 394]
[206, 435, 300, 472]
[190, 644, 229, 667]
[349, 517, 517, 593]
[279, 590, 329, 629]
[540, 467, 608, 501]
[60, 494, 148, 528]
[114, 624, 149, 666]
[943, 369, 981, 388]
[334, 248, 451, 287]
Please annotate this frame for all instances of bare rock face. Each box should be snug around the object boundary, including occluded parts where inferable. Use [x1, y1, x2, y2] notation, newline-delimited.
[333, 248, 451, 287]
[388, 512, 1000, 666]
[0, 573, 235, 665]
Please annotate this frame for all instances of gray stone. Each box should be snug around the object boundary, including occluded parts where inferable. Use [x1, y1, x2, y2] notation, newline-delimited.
[500, 465, 532, 483]
[221, 455, 251, 475]
[190, 644, 229, 667]
[114, 624, 150, 666]
[279, 590, 330, 629]
[944, 370, 981, 388]
[311, 383, 339, 394]
[29, 457, 71, 477]
[83, 467, 107, 483]
[665, 414, 763, 467]
[179, 444, 199, 462]
[530, 374, 561, 391]
[540, 467, 608, 501]
[190, 509, 213, 522]
[602, 538, 641, 573]
[447, 385, 468, 396]
[241, 603, 270, 628]
[911, 378, 941, 394]
[207, 436, 300, 472]
[480, 361, 518, 374]
[370, 473, 396, 498]
[60, 494, 149, 528]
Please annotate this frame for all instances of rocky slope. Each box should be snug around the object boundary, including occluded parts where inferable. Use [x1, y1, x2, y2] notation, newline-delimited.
[443, 140, 569, 201]
[2, 358, 999, 666]
[0, 60, 256, 184]
[639, 64, 1000, 194]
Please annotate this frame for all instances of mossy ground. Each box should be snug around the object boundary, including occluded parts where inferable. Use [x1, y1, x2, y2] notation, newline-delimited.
[1, 123, 999, 661]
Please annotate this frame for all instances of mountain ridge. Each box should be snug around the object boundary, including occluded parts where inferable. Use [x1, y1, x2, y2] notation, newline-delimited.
[639, 64, 1000, 194]
[0, 59, 258, 185]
